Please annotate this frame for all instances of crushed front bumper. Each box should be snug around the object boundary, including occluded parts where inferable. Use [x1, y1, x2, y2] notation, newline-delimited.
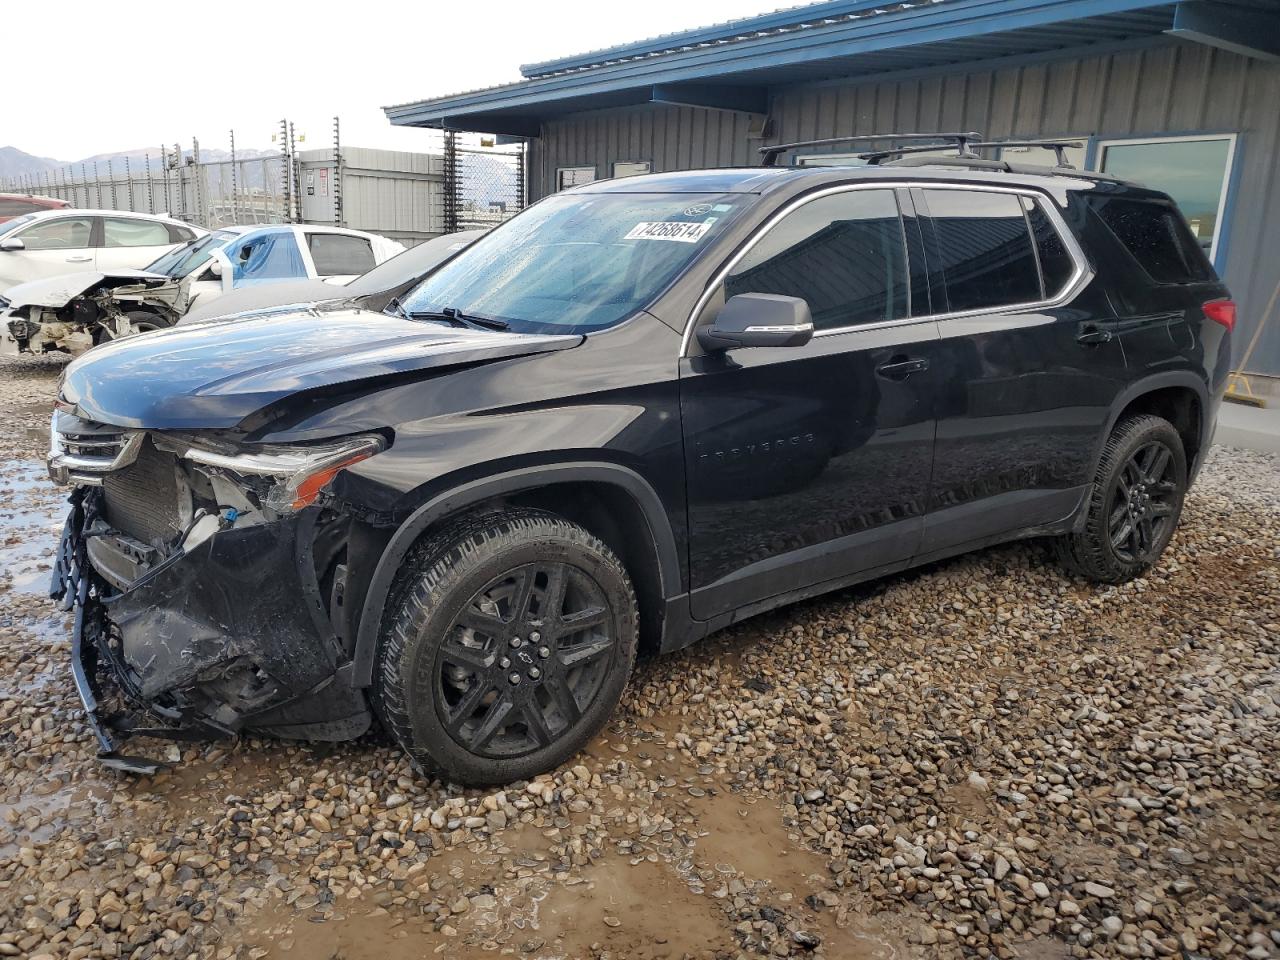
[52, 487, 372, 772]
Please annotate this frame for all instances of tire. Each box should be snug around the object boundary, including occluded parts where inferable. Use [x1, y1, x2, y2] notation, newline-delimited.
[93, 310, 168, 346]
[372, 508, 638, 785]
[1057, 413, 1188, 584]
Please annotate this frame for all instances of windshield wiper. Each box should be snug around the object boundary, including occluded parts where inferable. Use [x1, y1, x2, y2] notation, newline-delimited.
[408, 306, 510, 331]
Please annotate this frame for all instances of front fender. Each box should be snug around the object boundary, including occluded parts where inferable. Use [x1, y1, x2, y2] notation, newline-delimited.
[344, 461, 682, 689]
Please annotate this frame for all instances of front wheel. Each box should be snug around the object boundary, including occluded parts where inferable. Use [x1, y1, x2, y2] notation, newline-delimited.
[1057, 413, 1188, 584]
[372, 508, 638, 785]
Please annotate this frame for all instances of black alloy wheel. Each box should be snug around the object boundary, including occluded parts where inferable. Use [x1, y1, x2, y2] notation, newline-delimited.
[436, 561, 616, 759]
[1107, 439, 1179, 564]
[1057, 413, 1188, 584]
[373, 508, 638, 785]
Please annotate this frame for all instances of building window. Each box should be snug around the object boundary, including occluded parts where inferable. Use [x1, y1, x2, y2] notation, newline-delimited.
[1094, 135, 1236, 263]
[612, 160, 651, 178]
[556, 166, 597, 191]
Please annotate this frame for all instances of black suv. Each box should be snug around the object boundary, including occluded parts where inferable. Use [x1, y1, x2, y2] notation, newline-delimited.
[50, 138, 1233, 784]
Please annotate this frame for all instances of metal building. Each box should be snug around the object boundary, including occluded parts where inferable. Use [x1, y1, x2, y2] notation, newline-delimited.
[386, 0, 1280, 388]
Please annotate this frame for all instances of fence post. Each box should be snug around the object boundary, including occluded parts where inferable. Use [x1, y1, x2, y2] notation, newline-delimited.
[289, 122, 301, 223]
[333, 116, 343, 227]
[229, 130, 239, 226]
[443, 130, 459, 234]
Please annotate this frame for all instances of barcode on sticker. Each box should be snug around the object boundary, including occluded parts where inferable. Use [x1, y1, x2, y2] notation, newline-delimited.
[623, 221, 712, 243]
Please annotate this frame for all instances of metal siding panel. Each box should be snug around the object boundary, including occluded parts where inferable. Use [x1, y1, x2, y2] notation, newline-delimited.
[1133, 44, 1176, 131]
[1014, 63, 1048, 136]
[1099, 49, 1139, 133]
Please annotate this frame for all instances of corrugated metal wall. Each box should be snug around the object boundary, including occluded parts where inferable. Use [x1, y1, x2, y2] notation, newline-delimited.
[298, 147, 445, 246]
[532, 41, 1280, 378]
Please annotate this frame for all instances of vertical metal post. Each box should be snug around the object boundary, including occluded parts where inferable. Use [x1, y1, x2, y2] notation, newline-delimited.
[91, 161, 101, 207]
[516, 140, 527, 212]
[279, 118, 291, 224]
[144, 153, 154, 213]
[108, 158, 118, 209]
[161, 144, 170, 214]
[125, 157, 135, 211]
[229, 130, 239, 225]
[443, 130, 459, 234]
[289, 122, 301, 223]
[192, 137, 205, 227]
[174, 143, 186, 221]
[332, 116, 343, 227]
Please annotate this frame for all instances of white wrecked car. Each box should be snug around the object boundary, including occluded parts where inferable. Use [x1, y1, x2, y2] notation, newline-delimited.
[0, 224, 404, 354]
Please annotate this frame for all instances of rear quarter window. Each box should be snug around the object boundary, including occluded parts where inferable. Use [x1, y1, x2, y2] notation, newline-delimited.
[1088, 196, 1214, 284]
[308, 234, 375, 276]
[922, 189, 1042, 312]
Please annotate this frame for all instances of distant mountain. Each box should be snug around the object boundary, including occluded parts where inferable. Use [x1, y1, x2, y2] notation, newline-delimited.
[2, 144, 282, 184]
[0, 146, 61, 180]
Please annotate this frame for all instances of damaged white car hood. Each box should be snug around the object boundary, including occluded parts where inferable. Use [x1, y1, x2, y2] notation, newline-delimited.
[3, 269, 173, 308]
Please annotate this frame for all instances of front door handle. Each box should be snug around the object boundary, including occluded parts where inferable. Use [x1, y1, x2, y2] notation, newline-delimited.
[875, 356, 929, 380]
[1077, 325, 1114, 345]
[65, 255, 93, 263]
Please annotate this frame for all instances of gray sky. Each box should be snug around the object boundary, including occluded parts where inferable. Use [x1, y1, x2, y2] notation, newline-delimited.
[6, 0, 783, 161]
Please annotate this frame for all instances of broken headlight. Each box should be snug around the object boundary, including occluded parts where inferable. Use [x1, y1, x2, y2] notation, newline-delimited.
[176, 434, 385, 514]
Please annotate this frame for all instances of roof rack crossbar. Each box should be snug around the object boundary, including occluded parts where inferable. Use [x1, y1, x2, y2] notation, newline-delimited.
[759, 131, 984, 167]
[969, 140, 1086, 169]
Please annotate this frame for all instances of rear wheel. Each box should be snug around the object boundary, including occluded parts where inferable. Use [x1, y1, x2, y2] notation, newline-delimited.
[1057, 414, 1187, 583]
[372, 508, 638, 785]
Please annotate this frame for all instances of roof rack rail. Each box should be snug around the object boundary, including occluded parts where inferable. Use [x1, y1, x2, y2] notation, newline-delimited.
[969, 140, 1086, 169]
[759, 132, 983, 167]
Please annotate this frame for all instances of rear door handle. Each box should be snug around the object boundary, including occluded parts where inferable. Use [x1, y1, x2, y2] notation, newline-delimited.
[1077, 325, 1114, 345]
[875, 356, 929, 380]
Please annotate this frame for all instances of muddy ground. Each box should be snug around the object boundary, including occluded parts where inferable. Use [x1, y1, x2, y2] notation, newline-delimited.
[0, 356, 1276, 960]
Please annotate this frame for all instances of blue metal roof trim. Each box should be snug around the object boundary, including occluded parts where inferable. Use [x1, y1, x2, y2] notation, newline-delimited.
[385, 0, 1188, 130]
[518, 0, 951, 78]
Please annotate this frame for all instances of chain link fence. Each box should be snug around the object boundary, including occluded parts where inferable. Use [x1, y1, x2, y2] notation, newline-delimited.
[443, 134, 527, 232]
[2, 129, 528, 242]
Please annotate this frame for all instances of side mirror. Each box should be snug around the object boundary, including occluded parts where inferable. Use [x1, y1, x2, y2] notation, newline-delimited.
[697, 293, 813, 352]
[206, 258, 222, 279]
[0, 238, 25, 252]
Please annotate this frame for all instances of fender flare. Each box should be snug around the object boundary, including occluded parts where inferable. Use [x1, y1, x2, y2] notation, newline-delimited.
[1090, 370, 1210, 476]
[346, 462, 682, 689]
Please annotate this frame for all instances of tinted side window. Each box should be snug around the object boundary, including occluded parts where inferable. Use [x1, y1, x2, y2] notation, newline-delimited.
[924, 190, 1041, 312]
[16, 217, 93, 250]
[1024, 199, 1076, 297]
[167, 224, 195, 243]
[103, 218, 172, 247]
[1089, 197, 1213, 284]
[725, 189, 909, 331]
[308, 234, 375, 275]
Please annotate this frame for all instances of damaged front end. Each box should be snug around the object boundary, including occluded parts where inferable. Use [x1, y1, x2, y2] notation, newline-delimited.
[3, 273, 189, 356]
[48, 410, 384, 772]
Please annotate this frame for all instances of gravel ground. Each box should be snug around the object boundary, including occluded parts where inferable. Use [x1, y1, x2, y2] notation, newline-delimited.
[1, 356, 1277, 960]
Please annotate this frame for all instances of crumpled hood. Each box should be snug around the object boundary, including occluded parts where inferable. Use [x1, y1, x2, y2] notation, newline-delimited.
[61, 305, 582, 430]
[5, 269, 172, 307]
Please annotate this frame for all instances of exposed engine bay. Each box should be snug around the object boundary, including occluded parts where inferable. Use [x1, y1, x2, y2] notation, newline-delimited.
[3, 272, 190, 354]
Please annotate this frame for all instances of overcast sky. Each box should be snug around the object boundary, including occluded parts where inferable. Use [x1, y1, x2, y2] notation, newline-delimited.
[6, 0, 783, 161]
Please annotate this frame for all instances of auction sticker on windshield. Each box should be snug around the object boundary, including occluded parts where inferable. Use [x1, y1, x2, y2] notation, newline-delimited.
[624, 221, 713, 243]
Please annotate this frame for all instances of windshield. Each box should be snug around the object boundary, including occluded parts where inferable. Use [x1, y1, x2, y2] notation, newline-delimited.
[145, 229, 237, 278]
[0, 214, 36, 238]
[400, 193, 747, 333]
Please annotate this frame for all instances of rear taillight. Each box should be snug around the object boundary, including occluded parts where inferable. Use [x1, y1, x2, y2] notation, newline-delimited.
[1203, 298, 1236, 332]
